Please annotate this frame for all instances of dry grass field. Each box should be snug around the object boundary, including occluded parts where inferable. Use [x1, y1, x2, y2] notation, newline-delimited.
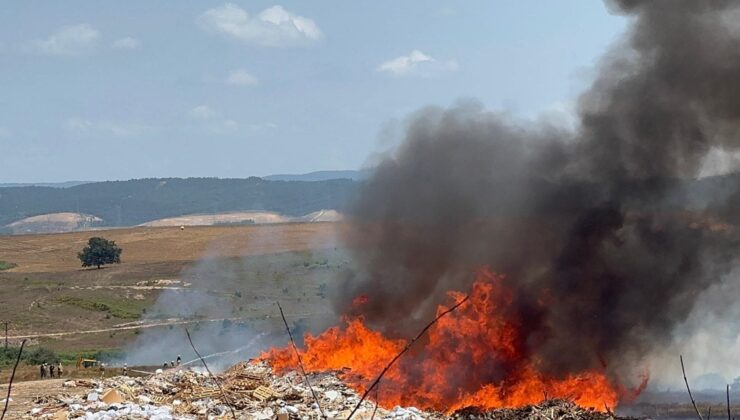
[0, 223, 338, 273]
[0, 223, 344, 355]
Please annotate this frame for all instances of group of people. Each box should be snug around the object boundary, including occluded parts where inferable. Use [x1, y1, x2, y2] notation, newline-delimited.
[162, 355, 182, 369]
[39, 362, 63, 379]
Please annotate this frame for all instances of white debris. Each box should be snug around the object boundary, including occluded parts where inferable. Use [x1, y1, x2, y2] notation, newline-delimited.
[325, 389, 340, 401]
[27, 361, 446, 419]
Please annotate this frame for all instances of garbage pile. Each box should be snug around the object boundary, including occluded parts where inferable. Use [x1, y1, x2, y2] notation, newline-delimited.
[25, 361, 439, 419]
[450, 399, 631, 420]
[24, 362, 631, 419]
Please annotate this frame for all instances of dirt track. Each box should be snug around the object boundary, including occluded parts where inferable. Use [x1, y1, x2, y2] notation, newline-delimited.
[0, 378, 87, 418]
[5, 313, 312, 341]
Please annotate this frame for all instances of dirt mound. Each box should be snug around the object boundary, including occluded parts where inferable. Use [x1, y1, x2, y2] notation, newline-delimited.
[5, 212, 103, 234]
[139, 209, 342, 227]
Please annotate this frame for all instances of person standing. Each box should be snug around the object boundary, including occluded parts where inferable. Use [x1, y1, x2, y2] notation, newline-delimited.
[49, 363, 55, 378]
[57, 362, 63, 377]
[40, 364, 46, 379]
[122, 363, 128, 376]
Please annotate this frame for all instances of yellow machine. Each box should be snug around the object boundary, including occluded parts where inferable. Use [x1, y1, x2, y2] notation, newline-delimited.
[76, 357, 98, 369]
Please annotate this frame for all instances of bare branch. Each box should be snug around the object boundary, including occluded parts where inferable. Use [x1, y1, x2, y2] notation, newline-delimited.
[347, 295, 470, 420]
[1, 339, 26, 420]
[728, 384, 732, 420]
[681, 355, 704, 420]
[185, 328, 236, 419]
[277, 301, 325, 418]
[370, 381, 380, 420]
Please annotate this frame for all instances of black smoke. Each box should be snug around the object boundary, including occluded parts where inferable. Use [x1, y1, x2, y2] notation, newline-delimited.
[333, 0, 740, 383]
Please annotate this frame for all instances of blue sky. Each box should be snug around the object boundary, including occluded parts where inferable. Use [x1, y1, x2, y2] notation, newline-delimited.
[0, 1, 626, 183]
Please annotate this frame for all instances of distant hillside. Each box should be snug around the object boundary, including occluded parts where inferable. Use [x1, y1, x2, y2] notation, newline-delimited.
[0, 181, 91, 188]
[139, 209, 342, 228]
[5, 212, 103, 235]
[0, 177, 357, 231]
[263, 169, 370, 182]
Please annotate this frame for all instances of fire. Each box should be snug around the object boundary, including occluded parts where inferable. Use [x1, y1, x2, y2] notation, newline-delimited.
[262, 268, 629, 412]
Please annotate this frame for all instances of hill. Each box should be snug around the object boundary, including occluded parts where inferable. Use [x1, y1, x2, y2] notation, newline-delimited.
[0, 177, 357, 230]
[0, 181, 91, 188]
[5, 212, 103, 234]
[263, 169, 370, 182]
[139, 209, 341, 227]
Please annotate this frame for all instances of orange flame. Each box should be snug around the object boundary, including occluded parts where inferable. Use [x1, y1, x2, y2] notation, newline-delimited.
[262, 268, 632, 412]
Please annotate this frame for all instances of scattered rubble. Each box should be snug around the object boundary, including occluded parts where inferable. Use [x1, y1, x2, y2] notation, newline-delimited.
[21, 362, 633, 419]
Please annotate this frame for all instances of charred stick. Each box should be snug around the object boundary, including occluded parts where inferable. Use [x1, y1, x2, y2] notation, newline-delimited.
[681, 355, 704, 420]
[185, 329, 236, 420]
[728, 384, 732, 420]
[1, 339, 26, 420]
[370, 381, 380, 420]
[277, 301, 325, 418]
[604, 403, 616, 418]
[347, 295, 470, 420]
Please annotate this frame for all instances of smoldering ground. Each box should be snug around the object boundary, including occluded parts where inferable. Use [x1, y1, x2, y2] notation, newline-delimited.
[333, 0, 740, 386]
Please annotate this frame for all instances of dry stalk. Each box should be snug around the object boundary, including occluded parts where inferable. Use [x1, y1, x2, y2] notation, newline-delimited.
[1, 339, 26, 420]
[277, 301, 325, 418]
[681, 355, 704, 420]
[346, 294, 470, 420]
[728, 384, 732, 420]
[370, 381, 380, 420]
[184, 328, 236, 420]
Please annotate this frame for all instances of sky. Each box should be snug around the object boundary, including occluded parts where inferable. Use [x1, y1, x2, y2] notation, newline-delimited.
[0, 1, 626, 183]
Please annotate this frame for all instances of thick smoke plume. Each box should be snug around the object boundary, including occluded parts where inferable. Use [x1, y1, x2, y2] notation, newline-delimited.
[334, 0, 740, 384]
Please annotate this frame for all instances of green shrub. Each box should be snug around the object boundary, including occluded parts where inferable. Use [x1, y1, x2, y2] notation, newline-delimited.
[26, 347, 59, 365]
[0, 261, 17, 271]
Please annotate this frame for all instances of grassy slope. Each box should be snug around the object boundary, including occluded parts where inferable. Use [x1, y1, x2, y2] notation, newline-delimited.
[0, 223, 344, 353]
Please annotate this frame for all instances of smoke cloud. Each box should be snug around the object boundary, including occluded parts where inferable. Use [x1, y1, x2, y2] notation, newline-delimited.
[334, 0, 740, 385]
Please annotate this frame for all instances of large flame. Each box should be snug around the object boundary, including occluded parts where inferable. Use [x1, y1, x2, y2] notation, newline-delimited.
[263, 268, 631, 412]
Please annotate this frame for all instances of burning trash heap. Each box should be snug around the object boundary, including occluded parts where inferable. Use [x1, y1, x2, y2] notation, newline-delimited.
[26, 362, 625, 420]
[27, 272, 637, 419]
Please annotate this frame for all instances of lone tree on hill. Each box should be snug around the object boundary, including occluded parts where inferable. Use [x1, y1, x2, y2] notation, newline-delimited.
[78, 237, 122, 269]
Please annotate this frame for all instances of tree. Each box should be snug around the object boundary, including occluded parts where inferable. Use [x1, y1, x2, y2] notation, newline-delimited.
[78, 237, 122, 269]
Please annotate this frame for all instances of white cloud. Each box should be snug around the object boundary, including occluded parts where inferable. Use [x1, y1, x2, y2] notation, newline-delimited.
[198, 4, 322, 47]
[188, 105, 217, 119]
[112, 37, 140, 50]
[30, 24, 99, 56]
[378, 50, 459, 77]
[214, 119, 239, 133]
[65, 118, 156, 138]
[226, 69, 259, 86]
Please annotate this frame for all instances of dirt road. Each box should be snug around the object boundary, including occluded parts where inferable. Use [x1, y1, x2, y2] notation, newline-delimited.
[5, 313, 311, 341]
[0, 378, 86, 418]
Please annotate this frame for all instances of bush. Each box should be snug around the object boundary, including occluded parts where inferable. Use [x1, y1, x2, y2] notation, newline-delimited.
[0, 261, 17, 271]
[0, 347, 23, 366]
[26, 347, 59, 365]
